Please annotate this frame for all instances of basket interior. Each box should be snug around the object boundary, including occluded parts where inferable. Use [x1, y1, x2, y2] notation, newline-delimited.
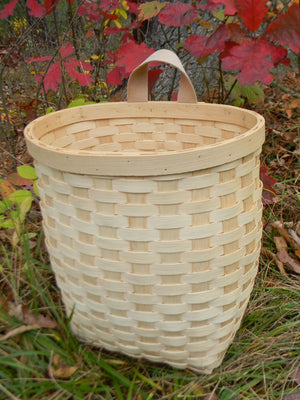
[31, 103, 254, 155]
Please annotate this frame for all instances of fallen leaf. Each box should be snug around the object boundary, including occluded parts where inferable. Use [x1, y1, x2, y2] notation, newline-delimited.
[261, 246, 288, 276]
[8, 302, 57, 329]
[0, 179, 15, 197]
[22, 306, 57, 329]
[260, 165, 277, 205]
[274, 236, 300, 274]
[290, 367, 300, 385]
[284, 393, 300, 400]
[283, 98, 300, 118]
[204, 393, 219, 400]
[48, 354, 81, 379]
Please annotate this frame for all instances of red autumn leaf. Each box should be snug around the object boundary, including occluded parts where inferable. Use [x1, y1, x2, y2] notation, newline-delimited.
[26, 0, 46, 17]
[126, 0, 138, 14]
[226, 23, 249, 44]
[101, 9, 118, 19]
[260, 165, 277, 205]
[66, 58, 93, 71]
[184, 35, 208, 59]
[101, 0, 121, 12]
[65, 58, 93, 87]
[78, 0, 119, 22]
[115, 40, 155, 77]
[0, 0, 18, 18]
[222, 39, 274, 85]
[78, 0, 101, 22]
[158, 2, 197, 26]
[148, 68, 163, 94]
[59, 42, 74, 58]
[104, 21, 137, 34]
[43, 0, 59, 14]
[107, 67, 123, 86]
[27, 55, 52, 63]
[40, 61, 61, 92]
[184, 24, 230, 59]
[265, 3, 300, 53]
[235, 0, 268, 32]
[264, 40, 290, 67]
[220, 40, 239, 59]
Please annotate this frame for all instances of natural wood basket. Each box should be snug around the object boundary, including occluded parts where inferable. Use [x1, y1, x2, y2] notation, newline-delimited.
[24, 50, 265, 374]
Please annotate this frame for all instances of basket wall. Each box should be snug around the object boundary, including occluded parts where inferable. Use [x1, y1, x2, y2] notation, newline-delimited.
[35, 146, 263, 374]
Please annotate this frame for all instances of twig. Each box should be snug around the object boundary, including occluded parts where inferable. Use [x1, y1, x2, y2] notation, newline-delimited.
[0, 324, 40, 342]
[223, 78, 238, 104]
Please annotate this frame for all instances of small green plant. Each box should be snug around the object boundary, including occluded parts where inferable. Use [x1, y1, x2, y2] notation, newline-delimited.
[224, 77, 265, 106]
[67, 97, 97, 108]
[0, 165, 38, 246]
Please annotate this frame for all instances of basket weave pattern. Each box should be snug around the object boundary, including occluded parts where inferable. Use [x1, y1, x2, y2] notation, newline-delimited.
[35, 147, 262, 373]
[42, 116, 248, 153]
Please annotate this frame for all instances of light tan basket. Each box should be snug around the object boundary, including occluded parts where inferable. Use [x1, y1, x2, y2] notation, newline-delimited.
[24, 50, 265, 374]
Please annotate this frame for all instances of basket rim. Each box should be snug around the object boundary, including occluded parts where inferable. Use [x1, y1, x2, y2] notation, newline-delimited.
[24, 101, 265, 176]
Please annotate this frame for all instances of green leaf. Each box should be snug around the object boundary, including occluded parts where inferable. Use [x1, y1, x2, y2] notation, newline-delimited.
[67, 98, 97, 108]
[138, 1, 166, 21]
[242, 84, 264, 104]
[9, 190, 33, 205]
[2, 219, 15, 229]
[0, 198, 13, 213]
[33, 180, 39, 196]
[17, 165, 38, 180]
[67, 98, 86, 108]
[0, 201, 7, 213]
[225, 79, 264, 106]
[213, 9, 225, 21]
[20, 196, 33, 219]
[46, 107, 55, 114]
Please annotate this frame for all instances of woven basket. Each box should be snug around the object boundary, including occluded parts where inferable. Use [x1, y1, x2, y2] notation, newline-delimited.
[24, 50, 265, 374]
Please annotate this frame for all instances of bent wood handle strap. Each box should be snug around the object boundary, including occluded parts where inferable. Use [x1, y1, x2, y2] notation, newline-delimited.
[127, 49, 197, 103]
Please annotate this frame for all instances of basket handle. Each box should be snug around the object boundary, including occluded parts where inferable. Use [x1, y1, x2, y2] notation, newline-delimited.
[127, 49, 197, 103]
